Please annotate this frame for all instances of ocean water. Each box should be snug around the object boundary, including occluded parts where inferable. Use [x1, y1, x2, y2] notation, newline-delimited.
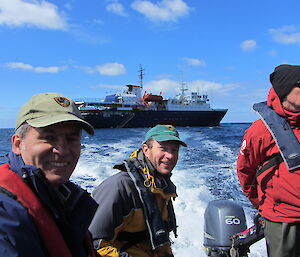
[0, 124, 267, 256]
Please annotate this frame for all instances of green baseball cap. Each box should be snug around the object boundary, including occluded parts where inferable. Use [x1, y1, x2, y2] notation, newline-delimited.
[16, 92, 94, 135]
[144, 124, 187, 147]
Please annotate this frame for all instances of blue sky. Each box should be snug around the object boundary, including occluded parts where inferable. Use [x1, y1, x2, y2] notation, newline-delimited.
[1, 0, 300, 128]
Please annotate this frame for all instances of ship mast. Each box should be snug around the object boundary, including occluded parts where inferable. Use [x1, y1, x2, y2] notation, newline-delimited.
[139, 64, 144, 89]
[179, 79, 188, 102]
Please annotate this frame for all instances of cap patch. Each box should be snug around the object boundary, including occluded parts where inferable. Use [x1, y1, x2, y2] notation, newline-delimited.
[54, 97, 70, 107]
[167, 125, 175, 131]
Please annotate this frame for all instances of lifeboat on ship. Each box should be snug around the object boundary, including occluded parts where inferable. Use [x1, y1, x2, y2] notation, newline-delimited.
[142, 92, 163, 105]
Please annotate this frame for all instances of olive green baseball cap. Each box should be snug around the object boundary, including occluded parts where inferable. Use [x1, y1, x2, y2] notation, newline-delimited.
[144, 124, 187, 147]
[16, 92, 94, 135]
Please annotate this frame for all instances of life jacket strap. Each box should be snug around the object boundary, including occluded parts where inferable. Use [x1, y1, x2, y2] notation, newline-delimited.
[256, 153, 283, 178]
[0, 186, 18, 200]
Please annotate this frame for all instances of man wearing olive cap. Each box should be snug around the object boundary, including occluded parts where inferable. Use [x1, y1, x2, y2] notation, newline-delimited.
[0, 93, 98, 257]
[89, 124, 187, 257]
[237, 64, 300, 257]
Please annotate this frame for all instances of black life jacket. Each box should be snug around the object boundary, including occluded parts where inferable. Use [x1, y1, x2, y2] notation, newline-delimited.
[120, 158, 177, 250]
[253, 101, 300, 176]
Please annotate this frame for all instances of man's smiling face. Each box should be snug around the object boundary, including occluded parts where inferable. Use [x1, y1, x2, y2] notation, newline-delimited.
[12, 122, 82, 187]
[142, 139, 180, 175]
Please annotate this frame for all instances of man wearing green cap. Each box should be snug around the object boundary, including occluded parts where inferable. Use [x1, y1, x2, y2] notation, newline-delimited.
[89, 124, 187, 257]
[0, 93, 99, 257]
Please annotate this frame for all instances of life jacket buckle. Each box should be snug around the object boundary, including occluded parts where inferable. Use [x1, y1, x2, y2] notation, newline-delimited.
[144, 179, 152, 187]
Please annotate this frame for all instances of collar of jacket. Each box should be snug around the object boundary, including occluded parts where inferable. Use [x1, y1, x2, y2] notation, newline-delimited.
[267, 87, 300, 127]
[6, 151, 97, 221]
[114, 149, 177, 196]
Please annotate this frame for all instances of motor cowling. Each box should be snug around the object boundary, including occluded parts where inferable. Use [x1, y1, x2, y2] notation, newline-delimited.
[203, 200, 247, 257]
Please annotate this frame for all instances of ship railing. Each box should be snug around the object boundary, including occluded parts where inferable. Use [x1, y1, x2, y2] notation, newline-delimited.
[78, 106, 108, 111]
[74, 98, 104, 103]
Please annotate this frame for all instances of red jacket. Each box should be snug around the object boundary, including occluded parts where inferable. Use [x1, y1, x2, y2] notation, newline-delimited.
[237, 88, 300, 223]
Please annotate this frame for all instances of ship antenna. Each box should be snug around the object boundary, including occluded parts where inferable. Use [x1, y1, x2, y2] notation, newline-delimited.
[180, 80, 187, 96]
[179, 73, 188, 96]
[139, 64, 145, 89]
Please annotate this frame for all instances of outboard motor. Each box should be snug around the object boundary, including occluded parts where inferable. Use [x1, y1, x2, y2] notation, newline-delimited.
[203, 200, 247, 257]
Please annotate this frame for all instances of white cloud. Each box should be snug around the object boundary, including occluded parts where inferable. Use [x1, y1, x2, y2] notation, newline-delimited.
[142, 78, 237, 96]
[6, 62, 66, 73]
[81, 63, 126, 76]
[188, 80, 223, 94]
[183, 58, 206, 67]
[106, 2, 127, 16]
[0, 0, 68, 30]
[131, 0, 190, 22]
[189, 80, 240, 96]
[269, 25, 300, 45]
[240, 40, 257, 52]
[144, 79, 179, 94]
[95, 63, 126, 76]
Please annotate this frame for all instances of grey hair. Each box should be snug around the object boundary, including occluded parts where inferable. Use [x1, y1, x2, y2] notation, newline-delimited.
[144, 137, 155, 148]
[15, 122, 32, 139]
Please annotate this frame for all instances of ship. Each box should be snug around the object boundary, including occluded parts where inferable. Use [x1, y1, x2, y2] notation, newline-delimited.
[75, 68, 228, 128]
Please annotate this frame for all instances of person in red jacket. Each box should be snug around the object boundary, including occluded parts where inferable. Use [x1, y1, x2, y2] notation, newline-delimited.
[237, 64, 300, 257]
